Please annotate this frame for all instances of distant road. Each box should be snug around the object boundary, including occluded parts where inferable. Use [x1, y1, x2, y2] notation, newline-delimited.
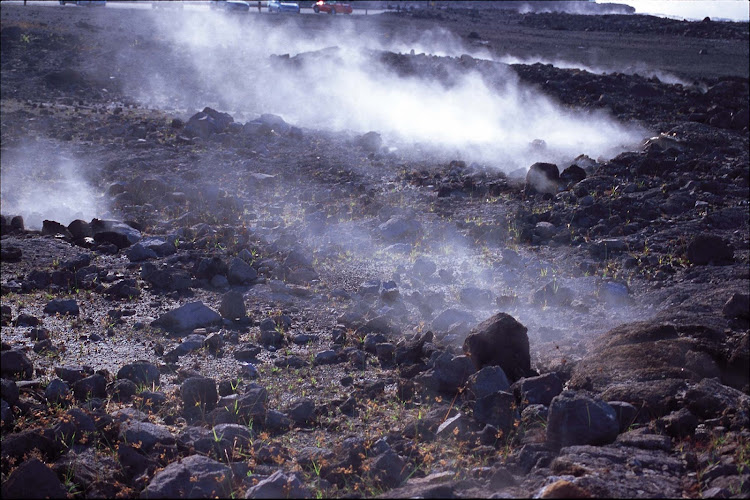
[2, 1, 387, 15]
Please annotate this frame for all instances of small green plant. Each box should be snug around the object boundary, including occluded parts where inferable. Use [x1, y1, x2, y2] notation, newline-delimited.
[62, 467, 81, 496]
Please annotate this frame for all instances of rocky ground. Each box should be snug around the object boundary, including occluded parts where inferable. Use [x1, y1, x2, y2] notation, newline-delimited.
[1, 2, 749, 498]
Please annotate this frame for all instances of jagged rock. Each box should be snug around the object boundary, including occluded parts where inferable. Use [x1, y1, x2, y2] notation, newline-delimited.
[181, 377, 218, 412]
[287, 397, 316, 425]
[358, 131, 382, 152]
[117, 360, 160, 388]
[459, 286, 494, 308]
[212, 423, 254, 451]
[466, 366, 511, 400]
[416, 352, 475, 395]
[141, 263, 192, 293]
[607, 401, 639, 431]
[473, 390, 517, 434]
[227, 257, 258, 284]
[54, 365, 92, 384]
[91, 219, 141, 249]
[1, 379, 20, 407]
[42, 219, 73, 239]
[184, 107, 234, 139]
[379, 216, 422, 242]
[43, 298, 79, 316]
[684, 377, 750, 419]
[1, 350, 33, 379]
[126, 243, 157, 261]
[550, 443, 685, 497]
[655, 407, 699, 438]
[244, 470, 311, 499]
[686, 234, 734, 264]
[723, 293, 749, 319]
[1, 458, 67, 499]
[112, 378, 138, 402]
[194, 256, 229, 280]
[463, 312, 532, 382]
[219, 290, 247, 320]
[512, 372, 564, 407]
[525, 162, 559, 194]
[258, 113, 290, 134]
[547, 391, 619, 448]
[366, 449, 408, 489]
[119, 420, 174, 452]
[431, 308, 476, 334]
[72, 374, 107, 400]
[141, 454, 232, 498]
[152, 301, 222, 332]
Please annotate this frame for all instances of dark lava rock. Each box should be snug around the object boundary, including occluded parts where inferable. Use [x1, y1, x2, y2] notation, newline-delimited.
[91, 219, 141, 249]
[43, 298, 79, 316]
[512, 372, 564, 407]
[219, 290, 247, 320]
[686, 234, 734, 265]
[184, 107, 234, 140]
[463, 312, 532, 382]
[245, 470, 311, 498]
[466, 365, 511, 400]
[416, 352, 475, 395]
[1, 458, 67, 499]
[358, 131, 383, 153]
[473, 390, 517, 435]
[141, 454, 232, 498]
[181, 377, 218, 412]
[1, 379, 20, 406]
[569, 320, 733, 417]
[152, 301, 222, 332]
[72, 373, 107, 401]
[722, 293, 749, 319]
[546, 391, 619, 448]
[525, 162, 559, 194]
[111, 378, 138, 402]
[1, 350, 33, 379]
[684, 377, 750, 419]
[117, 360, 160, 388]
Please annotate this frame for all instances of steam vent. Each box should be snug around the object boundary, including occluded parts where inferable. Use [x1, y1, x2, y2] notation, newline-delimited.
[1, 1, 748, 498]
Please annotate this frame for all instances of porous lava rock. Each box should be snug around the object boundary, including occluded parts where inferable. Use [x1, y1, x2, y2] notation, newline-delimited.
[463, 312, 532, 382]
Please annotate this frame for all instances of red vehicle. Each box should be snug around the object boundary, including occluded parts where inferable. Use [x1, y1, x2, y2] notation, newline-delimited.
[313, 0, 352, 14]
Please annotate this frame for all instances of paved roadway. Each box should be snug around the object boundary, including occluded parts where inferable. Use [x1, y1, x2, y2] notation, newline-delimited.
[3, 1, 387, 15]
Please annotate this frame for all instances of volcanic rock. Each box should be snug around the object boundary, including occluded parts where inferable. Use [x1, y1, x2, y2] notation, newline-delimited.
[141, 454, 232, 498]
[686, 234, 734, 264]
[546, 391, 619, 448]
[152, 301, 222, 332]
[1, 350, 33, 379]
[1, 458, 67, 499]
[181, 376, 218, 412]
[117, 360, 160, 388]
[525, 162, 559, 194]
[463, 312, 532, 382]
[91, 219, 141, 249]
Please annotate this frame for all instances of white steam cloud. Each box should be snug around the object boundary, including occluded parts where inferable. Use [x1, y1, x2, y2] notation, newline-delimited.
[127, 10, 645, 171]
[0, 142, 104, 230]
[497, 53, 692, 86]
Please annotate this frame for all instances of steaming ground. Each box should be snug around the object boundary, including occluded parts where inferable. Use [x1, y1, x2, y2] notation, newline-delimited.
[133, 10, 645, 171]
[0, 139, 105, 229]
[2, 4, 748, 498]
[130, 9, 651, 350]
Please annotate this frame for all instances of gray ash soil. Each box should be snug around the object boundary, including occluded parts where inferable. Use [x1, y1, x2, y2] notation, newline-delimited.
[1, 3, 749, 499]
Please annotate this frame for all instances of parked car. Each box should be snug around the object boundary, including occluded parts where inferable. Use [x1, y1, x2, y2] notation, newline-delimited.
[152, 1, 184, 9]
[210, 0, 250, 12]
[59, 1, 106, 5]
[268, 0, 300, 13]
[312, 0, 352, 15]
